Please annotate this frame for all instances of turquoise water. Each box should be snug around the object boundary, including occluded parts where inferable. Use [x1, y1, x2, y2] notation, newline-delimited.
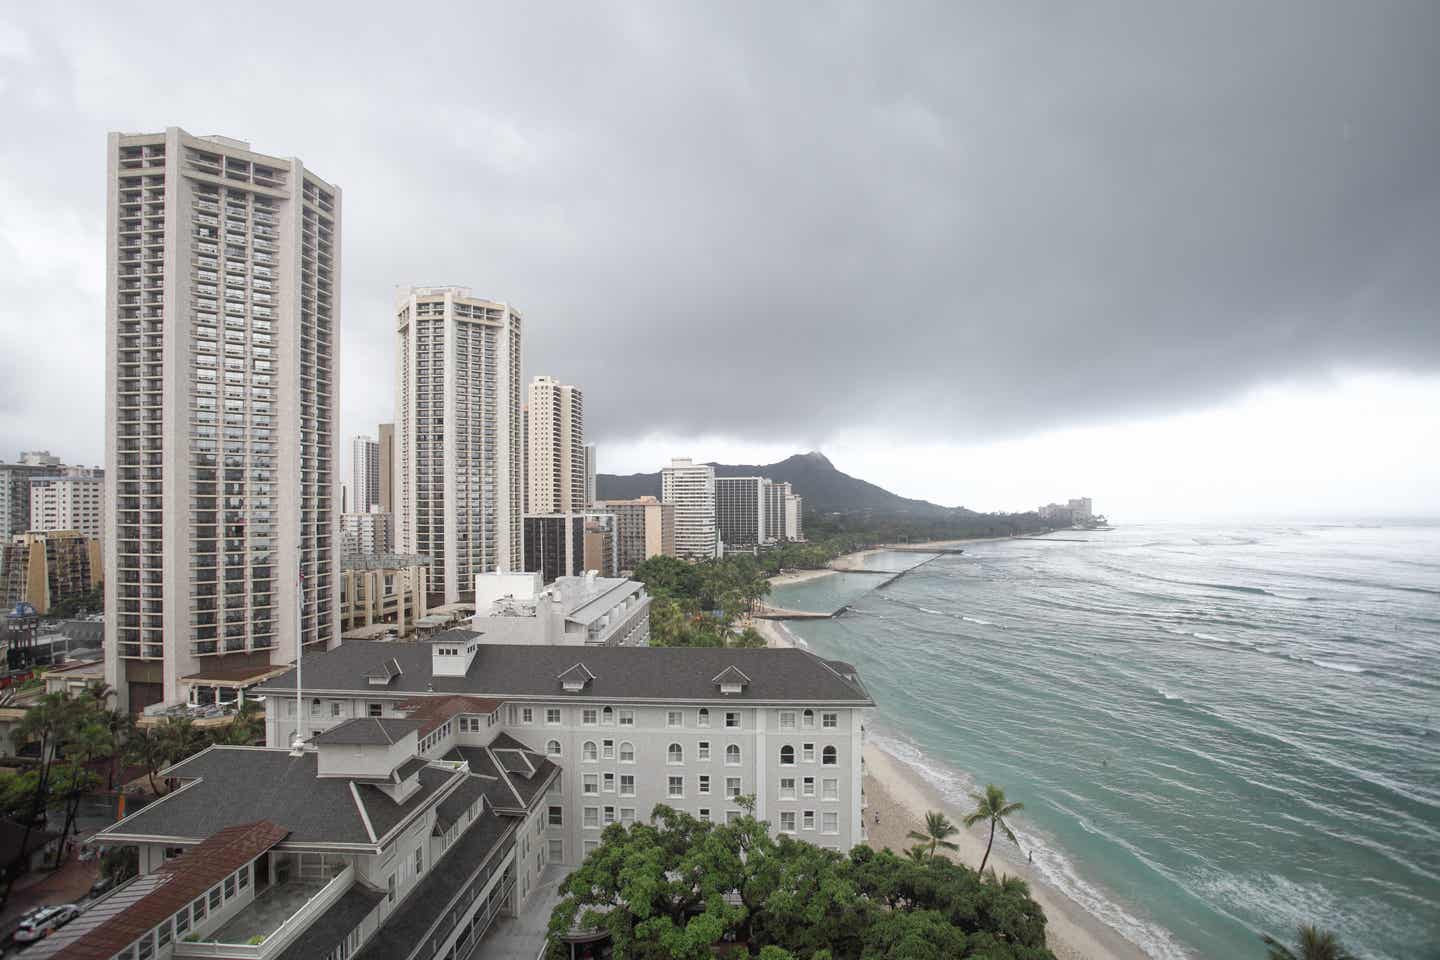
[779, 524, 1440, 959]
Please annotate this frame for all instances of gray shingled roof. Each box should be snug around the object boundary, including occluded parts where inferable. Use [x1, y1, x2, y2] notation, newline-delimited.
[311, 717, 419, 746]
[274, 885, 386, 960]
[98, 747, 458, 847]
[433, 777, 493, 834]
[253, 642, 872, 705]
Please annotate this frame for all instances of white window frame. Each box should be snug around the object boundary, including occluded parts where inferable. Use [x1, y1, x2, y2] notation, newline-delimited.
[668, 775, 684, 798]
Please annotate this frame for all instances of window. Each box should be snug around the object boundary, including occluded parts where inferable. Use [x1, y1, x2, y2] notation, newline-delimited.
[583, 741, 598, 762]
[604, 806, 617, 825]
[823, 712, 838, 729]
[618, 709, 634, 726]
[803, 777, 816, 797]
[620, 774, 635, 796]
[310, 698, 322, 718]
[174, 909, 190, 936]
[548, 838, 563, 861]
[620, 741, 635, 763]
[584, 840, 599, 854]
[602, 706, 614, 725]
[582, 708, 598, 726]
[823, 745, 838, 766]
[546, 739, 561, 756]
[368, 703, 383, 717]
[546, 708, 562, 725]
[823, 778, 839, 800]
[782, 776, 799, 798]
[667, 743, 683, 764]
[549, 805, 564, 826]
[779, 745, 795, 766]
[726, 810, 742, 824]
[583, 774, 598, 795]
[224, 874, 236, 898]
[414, 846, 424, 875]
[192, 896, 207, 922]
[387, 874, 396, 904]
[725, 712, 740, 728]
[698, 808, 712, 822]
[522, 706, 534, 724]
[136, 932, 155, 960]
[697, 707, 710, 727]
[726, 777, 741, 798]
[237, 867, 248, 889]
[803, 743, 815, 763]
[667, 710, 683, 728]
[803, 810, 816, 830]
[620, 807, 636, 824]
[822, 812, 839, 834]
[698, 741, 711, 761]
[157, 918, 173, 946]
[208, 886, 222, 910]
[780, 811, 796, 833]
[802, 708, 815, 728]
[331, 701, 342, 717]
[779, 711, 796, 730]
[668, 776, 684, 798]
[726, 744, 741, 765]
[602, 739, 615, 759]
[603, 772, 615, 793]
[699, 774, 711, 795]
[584, 807, 599, 828]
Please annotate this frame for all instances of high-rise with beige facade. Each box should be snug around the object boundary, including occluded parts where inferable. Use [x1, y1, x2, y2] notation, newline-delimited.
[395, 287, 522, 604]
[104, 128, 341, 712]
[525, 376, 586, 515]
[30, 470, 105, 541]
[598, 496, 675, 571]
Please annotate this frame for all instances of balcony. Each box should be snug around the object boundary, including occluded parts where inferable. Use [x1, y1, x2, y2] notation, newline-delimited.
[174, 860, 354, 960]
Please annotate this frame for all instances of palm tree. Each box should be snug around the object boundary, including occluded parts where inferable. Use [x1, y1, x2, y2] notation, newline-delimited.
[903, 844, 931, 864]
[964, 783, 1023, 876]
[905, 810, 960, 860]
[1261, 925, 1357, 960]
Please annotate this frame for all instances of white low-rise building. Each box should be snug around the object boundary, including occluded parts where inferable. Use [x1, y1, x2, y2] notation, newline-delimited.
[472, 571, 650, 646]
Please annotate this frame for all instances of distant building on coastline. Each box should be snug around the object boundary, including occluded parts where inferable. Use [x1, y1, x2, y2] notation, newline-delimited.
[1038, 498, 1096, 526]
[715, 476, 766, 550]
[597, 496, 675, 572]
[661, 458, 717, 560]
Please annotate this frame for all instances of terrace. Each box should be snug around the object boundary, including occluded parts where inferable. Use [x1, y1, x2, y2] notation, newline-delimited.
[175, 855, 354, 959]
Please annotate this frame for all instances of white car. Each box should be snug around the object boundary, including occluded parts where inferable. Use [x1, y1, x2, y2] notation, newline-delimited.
[12, 903, 79, 943]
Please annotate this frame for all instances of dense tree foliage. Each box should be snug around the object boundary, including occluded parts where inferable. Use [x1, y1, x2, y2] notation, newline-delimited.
[546, 804, 1055, 960]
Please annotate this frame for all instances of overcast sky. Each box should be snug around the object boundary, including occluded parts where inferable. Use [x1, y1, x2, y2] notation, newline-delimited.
[1, 2, 1436, 519]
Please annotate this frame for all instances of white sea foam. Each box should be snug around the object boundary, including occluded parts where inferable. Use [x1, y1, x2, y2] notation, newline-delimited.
[868, 730, 1193, 960]
[1313, 659, 1367, 674]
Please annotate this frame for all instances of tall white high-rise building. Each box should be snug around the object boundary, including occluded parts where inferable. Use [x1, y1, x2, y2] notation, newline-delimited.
[395, 286, 522, 603]
[105, 129, 341, 712]
[30, 471, 105, 540]
[661, 458, 717, 560]
[352, 435, 379, 512]
[525, 376, 586, 515]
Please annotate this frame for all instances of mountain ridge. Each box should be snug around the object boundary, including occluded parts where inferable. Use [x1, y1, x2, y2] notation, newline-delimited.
[597, 451, 977, 519]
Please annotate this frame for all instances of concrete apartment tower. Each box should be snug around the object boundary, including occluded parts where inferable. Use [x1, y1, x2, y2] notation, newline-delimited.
[376, 422, 394, 513]
[351, 435, 379, 512]
[597, 496, 675, 571]
[661, 458, 717, 560]
[104, 128, 341, 712]
[395, 287, 522, 604]
[30, 470, 106, 541]
[526, 376, 586, 515]
[584, 443, 597, 508]
[715, 476, 766, 550]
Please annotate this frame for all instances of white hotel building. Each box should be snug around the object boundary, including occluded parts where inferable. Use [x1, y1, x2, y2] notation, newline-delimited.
[660, 457, 717, 560]
[395, 287, 522, 604]
[104, 129, 340, 712]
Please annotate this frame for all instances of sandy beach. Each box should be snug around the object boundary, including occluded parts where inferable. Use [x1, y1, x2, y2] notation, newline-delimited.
[864, 744, 1152, 960]
[770, 534, 1032, 584]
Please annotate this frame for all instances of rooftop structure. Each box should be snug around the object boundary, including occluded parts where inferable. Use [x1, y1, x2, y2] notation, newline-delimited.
[471, 571, 650, 646]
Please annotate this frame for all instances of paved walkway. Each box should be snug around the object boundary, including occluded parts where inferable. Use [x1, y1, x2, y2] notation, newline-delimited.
[467, 865, 568, 960]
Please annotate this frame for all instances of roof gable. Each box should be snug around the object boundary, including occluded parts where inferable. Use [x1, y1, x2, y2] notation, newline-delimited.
[556, 662, 595, 692]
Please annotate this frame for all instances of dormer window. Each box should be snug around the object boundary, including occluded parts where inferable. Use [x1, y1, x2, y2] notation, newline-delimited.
[711, 665, 751, 695]
[557, 663, 596, 693]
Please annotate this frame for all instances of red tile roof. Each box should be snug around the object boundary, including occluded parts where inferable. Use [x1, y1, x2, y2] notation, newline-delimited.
[42, 821, 289, 960]
[398, 695, 503, 735]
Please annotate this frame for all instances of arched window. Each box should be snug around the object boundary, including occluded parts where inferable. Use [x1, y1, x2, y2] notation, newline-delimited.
[620, 741, 635, 763]
[726, 744, 741, 765]
[546, 740, 561, 756]
[668, 743, 684, 764]
[601, 706, 614, 725]
[583, 741, 598, 762]
[802, 708, 815, 728]
[779, 745, 795, 766]
[822, 745, 837, 766]
[697, 708, 710, 727]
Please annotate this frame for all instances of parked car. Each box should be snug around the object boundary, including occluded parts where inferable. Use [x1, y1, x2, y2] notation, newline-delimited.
[12, 904, 79, 943]
[88, 874, 116, 898]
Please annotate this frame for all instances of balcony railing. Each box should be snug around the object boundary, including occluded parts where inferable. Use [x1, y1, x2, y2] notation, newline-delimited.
[173, 863, 354, 959]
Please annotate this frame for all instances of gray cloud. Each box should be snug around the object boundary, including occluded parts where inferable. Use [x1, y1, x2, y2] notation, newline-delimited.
[0, 1, 1436, 464]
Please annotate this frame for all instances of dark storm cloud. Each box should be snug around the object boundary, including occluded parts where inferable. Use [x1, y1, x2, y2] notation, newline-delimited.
[0, 1, 1436, 460]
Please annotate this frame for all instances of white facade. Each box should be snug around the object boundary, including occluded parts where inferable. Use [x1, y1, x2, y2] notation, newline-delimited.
[352, 434, 380, 512]
[785, 493, 804, 541]
[472, 572, 651, 646]
[342, 509, 394, 559]
[525, 376, 586, 515]
[661, 458, 717, 560]
[395, 287, 522, 603]
[104, 129, 341, 711]
[584, 443, 597, 509]
[29, 473, 105, 540]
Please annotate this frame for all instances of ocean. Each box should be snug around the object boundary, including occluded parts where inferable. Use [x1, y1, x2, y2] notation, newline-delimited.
[770, 523, 1440, 960]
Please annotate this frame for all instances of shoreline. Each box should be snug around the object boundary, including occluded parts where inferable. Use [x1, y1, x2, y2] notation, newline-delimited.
[863, 743, 1154, 960]
[769, 534, 1030, 586]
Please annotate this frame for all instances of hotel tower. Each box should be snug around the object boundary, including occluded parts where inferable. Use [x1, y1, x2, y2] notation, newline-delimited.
[395, 287, 522, 604]
[105, 128, 341, 711]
